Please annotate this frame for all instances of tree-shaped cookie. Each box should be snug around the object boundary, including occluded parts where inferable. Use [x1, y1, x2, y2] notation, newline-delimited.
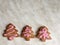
[36, 26, 51, 42]
[3, 23, 19, 40]
[21, 25, 34, 41]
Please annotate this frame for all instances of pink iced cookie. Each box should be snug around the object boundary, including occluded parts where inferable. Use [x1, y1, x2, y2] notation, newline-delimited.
[3, 23, 19, 40]
[21, 25, 34, 41]
[37, 26, 51, 42]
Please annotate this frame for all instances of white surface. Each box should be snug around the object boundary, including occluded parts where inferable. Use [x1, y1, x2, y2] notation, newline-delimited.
[0, 0, 60, 45]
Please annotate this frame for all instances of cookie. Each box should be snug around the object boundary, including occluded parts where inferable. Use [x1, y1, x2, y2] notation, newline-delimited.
[36, 26, 51, 42]
[21, 25, 34, 41]
[3, 23, 19, 40]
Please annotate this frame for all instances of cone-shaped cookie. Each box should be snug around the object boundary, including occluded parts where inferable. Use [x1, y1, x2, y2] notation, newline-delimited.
[3, 23, 19, 40]
[36, 26, 51, 42]
[21, 25, 34, 41]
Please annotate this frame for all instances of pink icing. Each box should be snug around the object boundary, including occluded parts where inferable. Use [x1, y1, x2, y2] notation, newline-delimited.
[25, 27, 31, 33]
[4, 34, 7, 36]
[8, 36, 14, 40]
[24, 33, 31, 37]
[23, 27, 31, 37]
[39, 29, 49, 39]
[14, 34, 18, 37]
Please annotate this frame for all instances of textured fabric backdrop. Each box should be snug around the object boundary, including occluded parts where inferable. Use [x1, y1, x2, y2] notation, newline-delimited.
[0, 0, 60, 45]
